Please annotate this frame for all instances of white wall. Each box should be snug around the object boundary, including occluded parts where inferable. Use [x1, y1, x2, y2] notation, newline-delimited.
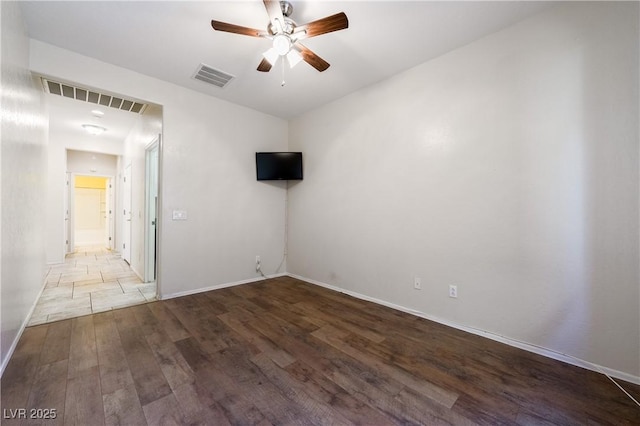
[30, 40, 289, 298]
[0, 2, 48, 373]
[67, 150, 118, 175]
[288, 2, 639, 379]
[74, 187, 105, 246]
[120, 104, 162, 279]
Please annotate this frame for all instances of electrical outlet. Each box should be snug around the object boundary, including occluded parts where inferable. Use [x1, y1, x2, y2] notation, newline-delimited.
[449, 285, 458, 298]
[256, 256, 261, 272]
[414, 277, 422, 290]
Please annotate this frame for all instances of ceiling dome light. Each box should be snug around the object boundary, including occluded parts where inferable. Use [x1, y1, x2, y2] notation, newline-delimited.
[91, 110, 105, 118]
[272, 34, 291, 56]
[82, 124, 107, 136]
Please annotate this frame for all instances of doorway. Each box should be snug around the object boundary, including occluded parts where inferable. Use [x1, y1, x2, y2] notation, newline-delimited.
[37, 83, 164, 325]
[70, 174, 114, 250]
[65, 150, 118, 255]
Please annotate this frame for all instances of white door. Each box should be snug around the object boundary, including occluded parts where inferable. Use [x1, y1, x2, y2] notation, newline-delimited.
[122, 164, 132, 263]
[106, 178, 115, 250]
[145, 139, 159, 282]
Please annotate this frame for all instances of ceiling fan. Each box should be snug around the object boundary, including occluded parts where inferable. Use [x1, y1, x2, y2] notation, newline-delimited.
[211, 0, 348, 73]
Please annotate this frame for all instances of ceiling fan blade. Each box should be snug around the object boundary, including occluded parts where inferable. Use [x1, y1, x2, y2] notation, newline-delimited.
[263, 0, 285, 33]
[294, 12, 348, 40]
[296, 44, 330, 72]
[211, 20, 266, 37]
[257, 58, 273, 72]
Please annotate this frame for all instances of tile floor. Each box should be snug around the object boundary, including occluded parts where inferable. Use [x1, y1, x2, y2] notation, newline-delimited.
[28, 245, 156, 326]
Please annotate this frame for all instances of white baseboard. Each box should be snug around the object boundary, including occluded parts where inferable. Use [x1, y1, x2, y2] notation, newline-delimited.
[286, 273, 640, 387]
[159, 272, 287, 301]
[0, 277, 48, 378]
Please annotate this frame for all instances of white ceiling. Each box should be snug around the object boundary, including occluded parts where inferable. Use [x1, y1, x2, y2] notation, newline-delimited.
[46, 90, 140, 154]
[20, 1, 553, 139]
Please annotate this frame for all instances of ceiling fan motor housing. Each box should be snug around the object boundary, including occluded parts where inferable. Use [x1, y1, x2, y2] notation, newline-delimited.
[269, 15, 296, 36]
[281, 1, 293, 17]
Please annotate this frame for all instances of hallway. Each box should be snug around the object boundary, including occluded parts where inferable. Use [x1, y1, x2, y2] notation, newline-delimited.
[29, 246, 156, 326]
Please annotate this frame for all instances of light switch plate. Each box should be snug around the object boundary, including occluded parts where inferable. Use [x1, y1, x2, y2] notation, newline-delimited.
[172, 210, 187, 221]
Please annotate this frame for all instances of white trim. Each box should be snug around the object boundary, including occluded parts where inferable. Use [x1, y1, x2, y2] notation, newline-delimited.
[144, 137, 160, 283]
[286, 273, 640, 387]
[159, 273, 288, 301]
[0, 277, 48, 377]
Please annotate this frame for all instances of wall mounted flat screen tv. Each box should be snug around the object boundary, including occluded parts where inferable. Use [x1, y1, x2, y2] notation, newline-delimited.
[256, 152, 303, 181]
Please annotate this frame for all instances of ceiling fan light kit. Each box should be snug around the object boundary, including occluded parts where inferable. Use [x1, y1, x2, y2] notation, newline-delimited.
[211, 0, 348, 74]
[272, 34, 291, 56]
[286, 49, 303, 68]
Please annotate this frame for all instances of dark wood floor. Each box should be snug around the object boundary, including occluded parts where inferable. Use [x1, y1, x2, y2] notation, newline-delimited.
[2, 276, 639, 425]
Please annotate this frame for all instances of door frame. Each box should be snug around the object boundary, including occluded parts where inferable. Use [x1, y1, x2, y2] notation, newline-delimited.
[144, 136, 160, 283]
[65, 172, 73, 254]
[122, 164, 132, 264]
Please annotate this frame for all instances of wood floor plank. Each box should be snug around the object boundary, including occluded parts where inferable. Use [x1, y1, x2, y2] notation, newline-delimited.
[246, 293, 322, 333]
[111, 305, 138, 332]
[102, 382, 146, 426]
[250, 352, 355, 426]
[38, 320, 71, 366]
[202, 286, 248, 308]
[128, 303, 195, 391]
[67, 316, 98, 379]
[218, 311, 296, 368]
[164, 296, 235, 353]
[172, 336, 213, 372]
[146, 301, 191, 342]
[1, 324, 52, 422]
[141, 393, 184, 426]
[211, 344, 308, 425]
[312, 324, 460, 409]
[146, 329, 195, 391]
[14, 324, 49, 356]
[171, 382, 232, 426]
[284, 359, 396, 425]
[395, 386, 477, 426]
[174, 337, 273, 425]
[64, 366, 105, 425]
[0, 353, 42, 424]
[280, 277, 420, 325]
[241, 304, 369, 384]
[321, 357, 434, 425]
[115, 308, 173, 407]
[93, 311, 133, 395]
[24, 359, 68, 426]
[293, 300, 387, 343]
[93, 311, 146, 425]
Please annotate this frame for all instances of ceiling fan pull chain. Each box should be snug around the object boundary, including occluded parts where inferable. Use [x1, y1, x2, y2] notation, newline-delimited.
[281, 58, 286, 87]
